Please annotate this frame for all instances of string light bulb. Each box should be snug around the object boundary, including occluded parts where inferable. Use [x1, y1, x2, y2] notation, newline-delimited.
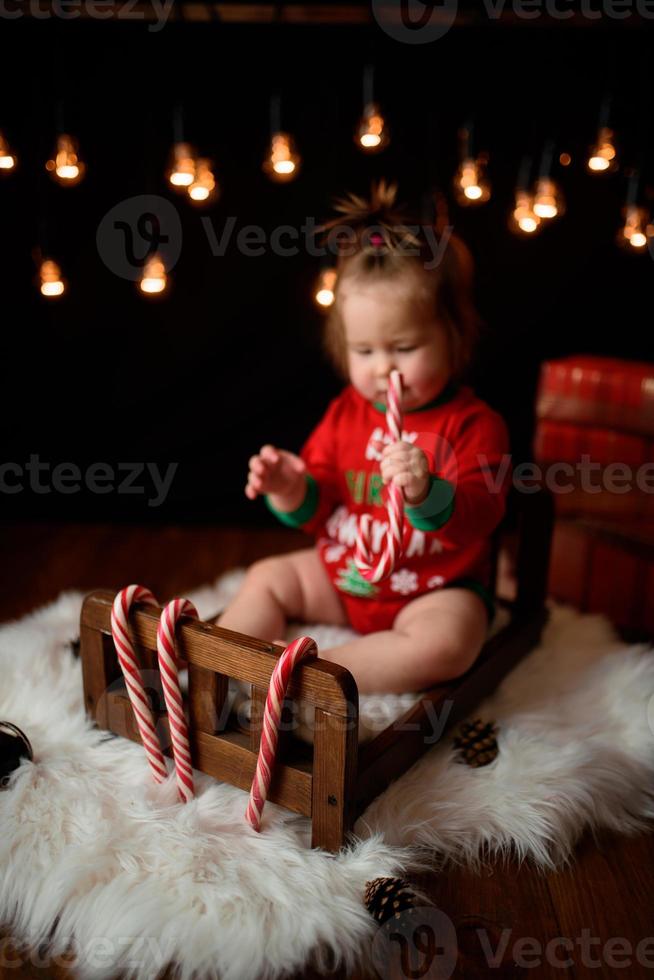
[357, 103, 388, 152]
[620, 205, 649, 250]
[511, 189, 541, 235]
[139, 254, 167, 295]
[587, 126, 617, 173]
[454, 156, 490, 205]
[46, 134, 85, 185]
[532, 177, 561, 219]
[314, 268, 337, 308]
[263, 132, 300, 182]
[454, 123, 490, 206]
[263, 93, 300, 183]
[168, 142, 196, 189]
[39, 259, 65, 298]
[0, 131, 16, 171]
[188, 158, 217, 203]
[356, 66, 389, 153]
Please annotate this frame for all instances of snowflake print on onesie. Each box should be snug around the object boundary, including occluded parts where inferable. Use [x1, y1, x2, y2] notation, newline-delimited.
[324, 544, 348, 564]
[390, 569, 419, 596]
[427, 575, 445, 589]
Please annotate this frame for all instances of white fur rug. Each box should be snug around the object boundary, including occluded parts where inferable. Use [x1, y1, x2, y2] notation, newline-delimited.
[1, 571, 653, 980]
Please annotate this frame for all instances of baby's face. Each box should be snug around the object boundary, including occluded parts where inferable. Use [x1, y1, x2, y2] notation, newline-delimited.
[341, 284, 451, 410]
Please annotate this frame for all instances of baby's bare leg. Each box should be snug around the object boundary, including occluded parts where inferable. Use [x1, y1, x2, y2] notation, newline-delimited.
[320, 588, 488, 694]
[217, 547, 348, 643]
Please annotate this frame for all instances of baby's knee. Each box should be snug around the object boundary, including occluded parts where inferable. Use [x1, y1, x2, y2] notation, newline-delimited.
[244, 555, 300, 602]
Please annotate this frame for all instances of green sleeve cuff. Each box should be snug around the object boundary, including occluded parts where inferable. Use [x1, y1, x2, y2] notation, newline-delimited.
[405, 475, 455, 531]
[265, 474, 319, 528]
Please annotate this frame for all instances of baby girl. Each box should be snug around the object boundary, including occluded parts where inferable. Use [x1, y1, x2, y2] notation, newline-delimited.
[218, 183, 511, 694]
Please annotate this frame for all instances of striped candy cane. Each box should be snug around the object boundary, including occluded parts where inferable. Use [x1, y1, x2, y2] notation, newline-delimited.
[354, 369, 405, 583]
[156, 598, 199, 803]
[111, 585, 168, 784]
[246, 635, 318, 832]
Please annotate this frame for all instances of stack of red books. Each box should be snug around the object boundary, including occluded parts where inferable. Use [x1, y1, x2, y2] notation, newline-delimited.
[533, 355, 654, 633]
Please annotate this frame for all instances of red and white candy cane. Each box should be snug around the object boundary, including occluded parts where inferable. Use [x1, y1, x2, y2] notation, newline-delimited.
[111, 585, 168, 784]
[246, 635, 318, 832]
[156, 598, 199, 803]
[354, 368, 405, 583]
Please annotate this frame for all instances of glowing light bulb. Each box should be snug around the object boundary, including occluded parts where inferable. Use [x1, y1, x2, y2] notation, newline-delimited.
[0, 131, 16, 171]
[620, 205, 649, 250]
[533, 177, 561, 219]
[188, 158, 217, 203]
[39, 259, 65, 298]
[168, 142, 196, 189]
[46, 135, 85, 185]
[587, 127, 616, 173]
[356, 103, 388, 152]
[139, 254, 167, 295]
[263, 133, 300, 183]
[314, 268, 337, 308]
[511, 190, 541, 235]
[454, 157, 490, 206]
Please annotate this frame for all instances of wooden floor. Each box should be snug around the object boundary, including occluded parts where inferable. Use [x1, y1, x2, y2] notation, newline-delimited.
[0, 522, 652, 980]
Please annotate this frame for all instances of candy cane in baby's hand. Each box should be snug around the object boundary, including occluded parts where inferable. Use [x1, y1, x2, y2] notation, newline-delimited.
[157, 598, 199, 803]
[354, 369, 405, 583]
[111, 585, 168, 784]
[246, 635, 318, 832]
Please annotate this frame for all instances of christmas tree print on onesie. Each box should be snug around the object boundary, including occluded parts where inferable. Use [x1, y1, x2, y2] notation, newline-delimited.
[336, 560, 379, 598]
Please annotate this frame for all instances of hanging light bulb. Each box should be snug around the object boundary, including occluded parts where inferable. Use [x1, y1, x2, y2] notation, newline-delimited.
[314, 268, 337, 308]
[168, 142, 196, 189]
[0, 131, 16, 171]
[46, 134, 85, 185]
[263, 93, 300, 183]
[263, 132, 300, 182]
[139, 253, 167, 295]
[620, 205, 649, 250]
[454, 157, 490, 205]
[511, 189, 541, 235]
[39, 259, 65, 298]
[453, 123, 490, 206]
[356, 65, 389, 153]
[587, 126, 617, 173]
[188, 158, 217, 203]
[357, 103, 389, 152]
[532, 177, 562, 219]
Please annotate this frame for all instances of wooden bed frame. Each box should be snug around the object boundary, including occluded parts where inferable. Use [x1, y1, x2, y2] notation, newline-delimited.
[80, 486, 553, 852]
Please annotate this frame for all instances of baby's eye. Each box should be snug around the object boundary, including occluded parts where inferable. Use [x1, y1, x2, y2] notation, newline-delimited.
[395, 346, 416, 353]
[354, 348, 372, 355]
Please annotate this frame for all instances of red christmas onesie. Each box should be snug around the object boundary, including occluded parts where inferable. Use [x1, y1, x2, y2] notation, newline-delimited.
[266, 380, 511, 635]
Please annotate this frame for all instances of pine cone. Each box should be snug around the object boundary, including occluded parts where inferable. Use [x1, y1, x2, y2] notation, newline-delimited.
[452, 718, 499, 768]
[364, 877, 419, 924]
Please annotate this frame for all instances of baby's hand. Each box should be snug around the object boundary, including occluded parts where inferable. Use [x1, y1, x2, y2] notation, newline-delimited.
[378, 440, 430, 505]
[245, 444, 307, 500]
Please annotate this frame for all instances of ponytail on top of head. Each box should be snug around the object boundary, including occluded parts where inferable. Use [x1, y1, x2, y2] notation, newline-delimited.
[319, 179, 481, 384]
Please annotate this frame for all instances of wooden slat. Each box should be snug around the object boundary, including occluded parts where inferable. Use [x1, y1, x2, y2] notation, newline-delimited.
[311, 705, 358, 852]
[187, 663, 229, 735]
[105, 690, 313, 815]
[81, 591, 357, 715]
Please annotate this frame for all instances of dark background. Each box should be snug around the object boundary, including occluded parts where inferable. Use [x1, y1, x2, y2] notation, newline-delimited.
[1, 2, 652, 525]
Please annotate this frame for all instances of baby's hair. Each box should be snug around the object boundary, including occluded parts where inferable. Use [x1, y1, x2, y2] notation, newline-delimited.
[319, 179, 480, 382]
